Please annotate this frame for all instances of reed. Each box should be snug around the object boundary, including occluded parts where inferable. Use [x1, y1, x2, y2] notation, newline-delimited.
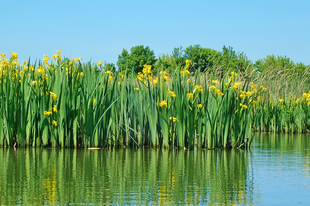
[0, 51, 309, 149]
[249, 66, 310, 133]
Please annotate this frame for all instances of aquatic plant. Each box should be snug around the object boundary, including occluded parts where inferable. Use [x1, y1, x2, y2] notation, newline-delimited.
[0, 51, 309, 149]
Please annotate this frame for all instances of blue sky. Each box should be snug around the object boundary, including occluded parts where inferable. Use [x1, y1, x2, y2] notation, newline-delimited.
[1, 0, 309, 66]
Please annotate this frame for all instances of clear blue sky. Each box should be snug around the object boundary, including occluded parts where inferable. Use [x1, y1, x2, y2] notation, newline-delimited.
[1, 0, 309, 66]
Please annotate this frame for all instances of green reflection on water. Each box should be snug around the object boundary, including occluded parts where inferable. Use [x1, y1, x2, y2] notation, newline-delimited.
[254, 133, 310, 155]
[0, 148, 256, 205]
[253, 133, 310, 180]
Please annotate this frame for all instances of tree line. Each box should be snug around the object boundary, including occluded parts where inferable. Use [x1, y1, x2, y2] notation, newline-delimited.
[103, 44, 309, 78]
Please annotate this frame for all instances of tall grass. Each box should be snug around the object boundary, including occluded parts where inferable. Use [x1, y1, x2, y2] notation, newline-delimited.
[246, 66, 310, 133]
[0, 51, 309, 149]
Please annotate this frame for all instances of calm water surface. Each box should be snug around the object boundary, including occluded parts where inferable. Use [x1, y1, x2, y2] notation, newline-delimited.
[0, 133, 309, 205]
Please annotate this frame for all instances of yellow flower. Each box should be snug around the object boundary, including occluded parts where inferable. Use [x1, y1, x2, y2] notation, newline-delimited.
[53, 105, 57, 112]
[43, 54, 50, 65]
[142, 65, 152, 74]
[32, 81, 37, 85]
[246, 91, 252, 97]
[119, 73, 124, 79]
[215, 89, 224, 96]
[118, 81, 121, 86]
[10, 52, 18, 60]
[258, 95, 263, 101]
[229, 76, 235, 82]
[180, 70, 190, 76]
[232, 82, 241, 90]
[160, 71, 168, 76]
[108, 75, 113, 82]
[55, 50, 63, 61]
[93, 99, 96, 104]
[239, 91, 244, 96]
[231, 71, 238, 77]
[168, 89, 176, 97]
[164, 75, 170, 82]
[50, 92, 57, 100]
[212, 80, 220, 85]
[279, 99, 285, 103]
[187, 78, 191, 83]
[185, 59, 192, 68]
[153, 77, 159, 85]
[105, 70, 113, 75]
[187, 93, 194, 98]
[37, 67, 44, 74]
[159, 100, 168, 107]
[252, 101, 258, 105]
[239, 103, 248, 109]
[148, 75, 153, 81]
[52, 120, 57, 127]
[97, 61, 104, 66]
[197, 104, 203, 108]
[260, 86, 267, 92]
[77, 72, 84, 77]
[169, 116, 179, 122]
[134, 87, 139, 91]
[195, 85, 203, 93]
[250, 82, 257, 89]
[209, 85, 216, 91]
[44, 111, 52, 116]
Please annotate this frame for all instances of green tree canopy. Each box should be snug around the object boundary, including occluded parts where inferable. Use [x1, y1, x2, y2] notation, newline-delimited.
[184, 45, 222, 72]
[220, 46, 252, 74]
[155, 54, 178, 74]
[255, 55, 295, 73]
[255, 55, 309, 82]
[117, 45, 157, 74]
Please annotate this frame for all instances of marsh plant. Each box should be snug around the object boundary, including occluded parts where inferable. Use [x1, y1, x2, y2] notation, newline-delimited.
[0, 51, 309, 149]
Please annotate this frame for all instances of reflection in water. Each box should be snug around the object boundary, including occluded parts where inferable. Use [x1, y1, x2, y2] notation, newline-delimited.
[254, 133, 310, 180]
[254, 133, 310, 154]
[0, 148, 257, 205]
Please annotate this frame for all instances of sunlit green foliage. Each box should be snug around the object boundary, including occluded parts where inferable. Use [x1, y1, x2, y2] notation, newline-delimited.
[117, 45, 156, 74]
[0, 50, 309, 149]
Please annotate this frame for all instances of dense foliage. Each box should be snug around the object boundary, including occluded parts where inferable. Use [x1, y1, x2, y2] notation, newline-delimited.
[0, 49, 309, 149]
[117, 45, 156, 74]
[115, 44, 309, 80]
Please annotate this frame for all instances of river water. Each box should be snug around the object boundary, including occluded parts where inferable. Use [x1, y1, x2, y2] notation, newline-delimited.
[0, 133, 309, 205]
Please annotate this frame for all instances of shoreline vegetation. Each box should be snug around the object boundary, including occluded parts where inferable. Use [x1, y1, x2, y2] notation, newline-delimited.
[0, 47, 310, 149]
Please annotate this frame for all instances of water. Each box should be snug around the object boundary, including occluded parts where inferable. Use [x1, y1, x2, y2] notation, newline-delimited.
[0, 133, 309, 205]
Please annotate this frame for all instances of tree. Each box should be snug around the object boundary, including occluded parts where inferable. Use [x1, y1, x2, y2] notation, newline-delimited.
[255, 55, 310, 82]
[255, 55, 295, 73]
[184, 45, 222, 72]
[220, 46, 252, 74]
[154, 46, 186, 74]
[117, 45, 156, 74]
[154, 54, 177, 74]
[171, 46, 186, 67]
